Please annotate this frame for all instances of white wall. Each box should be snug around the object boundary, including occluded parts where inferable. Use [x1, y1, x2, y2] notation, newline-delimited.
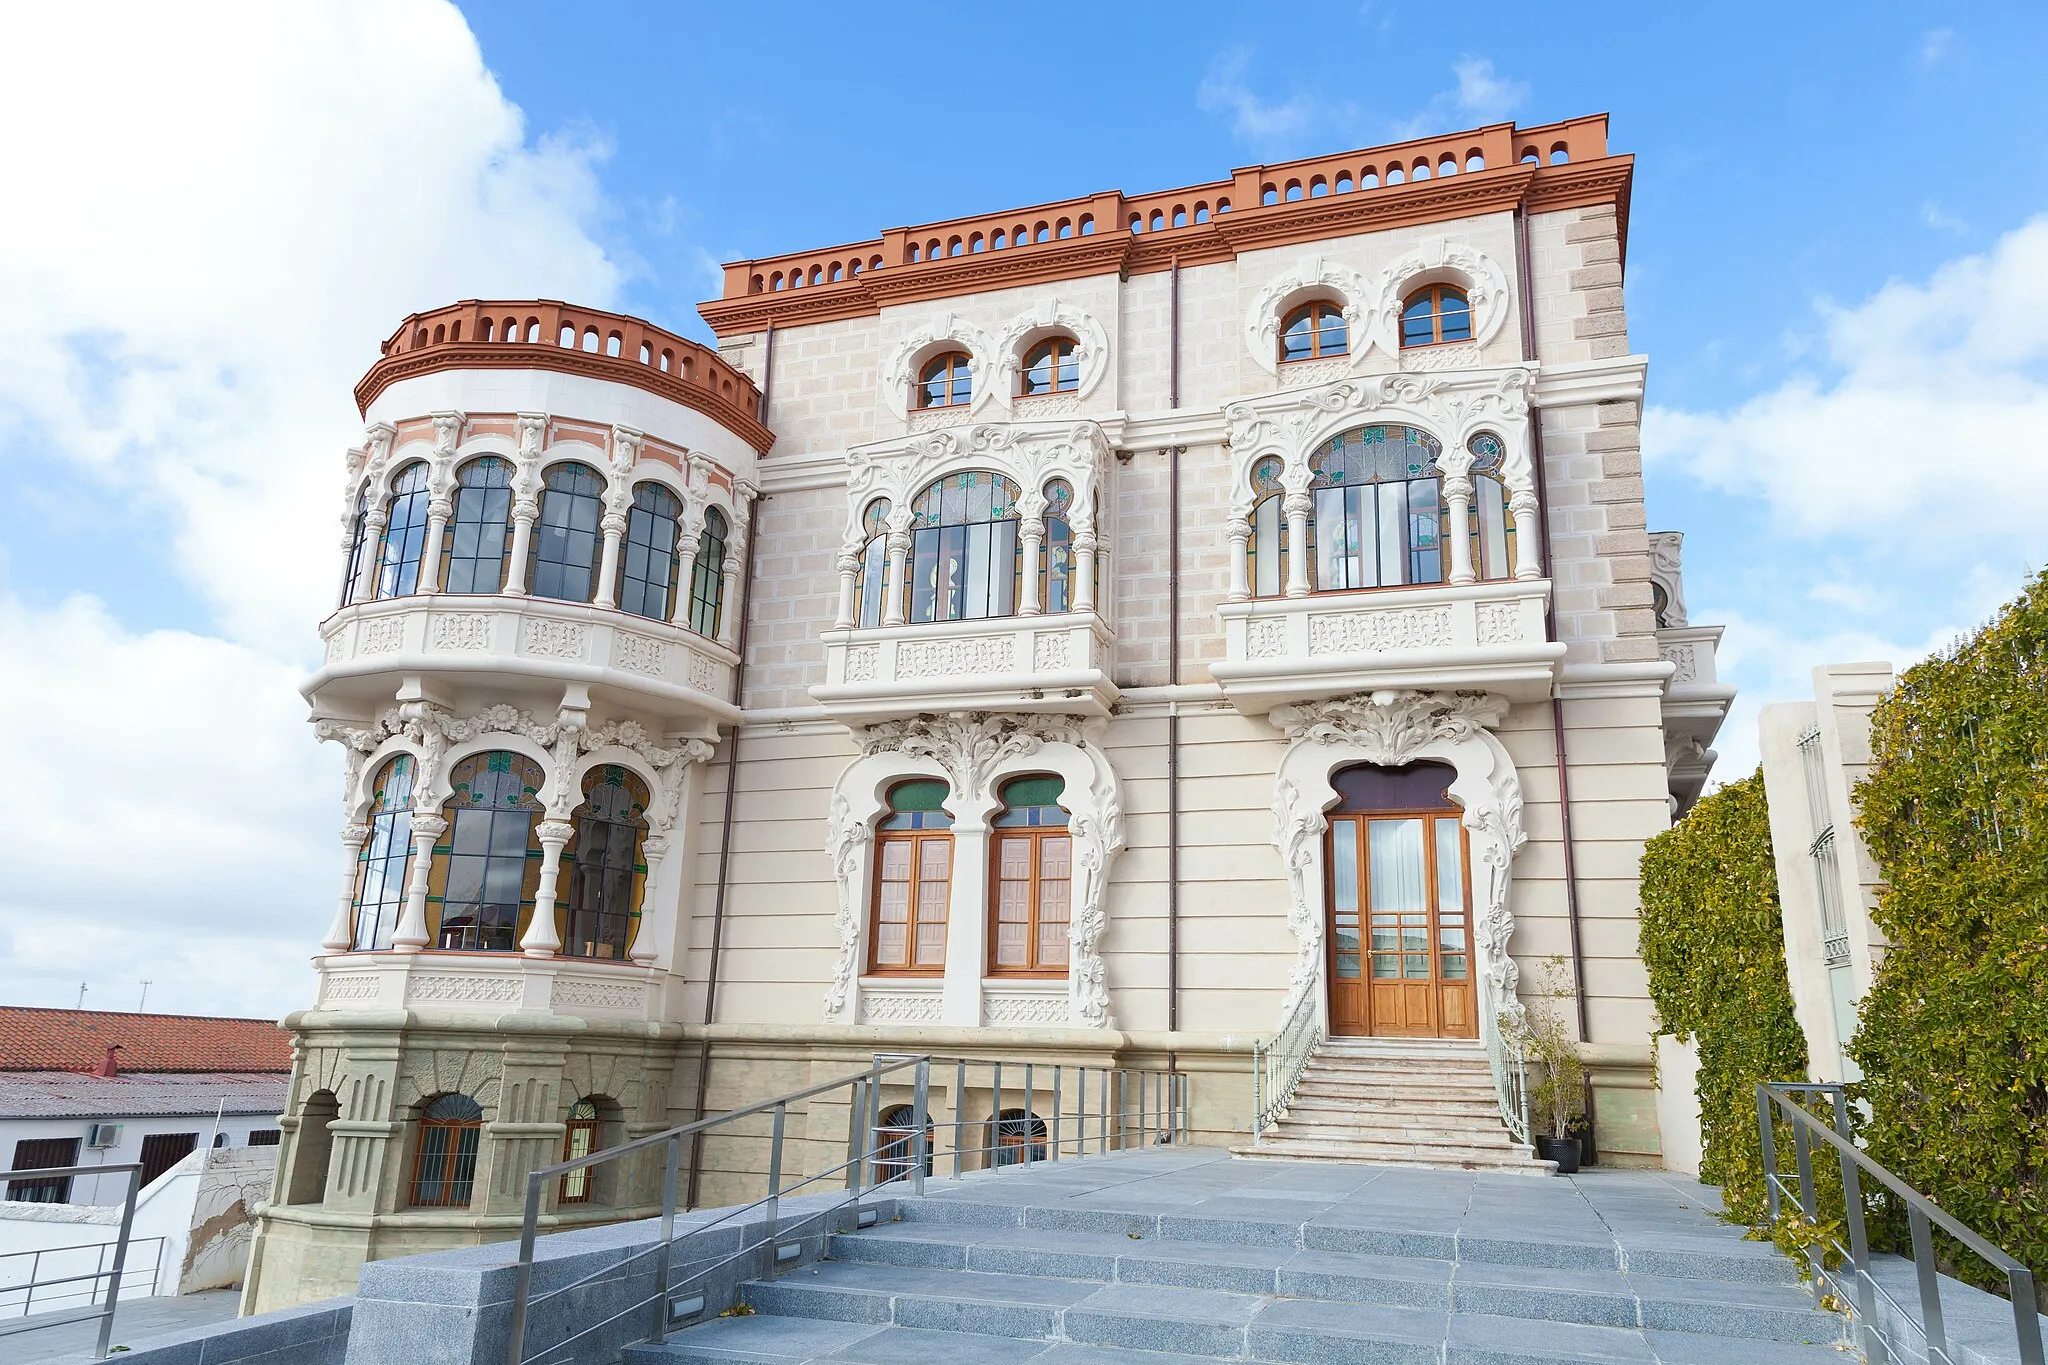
[1, 1113, 280, 1207]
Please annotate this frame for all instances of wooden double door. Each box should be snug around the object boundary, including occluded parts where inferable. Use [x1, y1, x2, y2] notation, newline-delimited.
[1323, 763, 1477, 1039]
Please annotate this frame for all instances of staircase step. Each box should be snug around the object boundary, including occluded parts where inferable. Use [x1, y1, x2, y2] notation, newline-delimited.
[1233, 1138, 1551, 1171]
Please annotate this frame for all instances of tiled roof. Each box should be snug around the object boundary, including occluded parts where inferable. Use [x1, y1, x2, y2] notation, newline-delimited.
[0, 1007, 292, 1074]
[0, 1071, 290, 1120]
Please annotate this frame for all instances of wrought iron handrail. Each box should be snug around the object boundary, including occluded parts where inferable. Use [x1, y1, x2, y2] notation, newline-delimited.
[506, 1052, 1187, 1365]
[0, 1161, 144, 1360]
[1481, 988, 1532, 1146]
[1759, 1081, 2045, 1365]
[1251, 984, 1322, 1138]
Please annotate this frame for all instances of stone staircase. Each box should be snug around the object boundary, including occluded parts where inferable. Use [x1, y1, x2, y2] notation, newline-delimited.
[625, 1149, 1849, 1365]
[1233, 1037, 1551, 1172]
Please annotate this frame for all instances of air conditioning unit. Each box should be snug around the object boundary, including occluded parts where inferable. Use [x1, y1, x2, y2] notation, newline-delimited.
[86, 1123, 122, 1148]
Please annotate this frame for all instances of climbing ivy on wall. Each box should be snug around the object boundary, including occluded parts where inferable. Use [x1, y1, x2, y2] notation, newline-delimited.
[1638, 772, 1809, 1225]
[1851, 567, 2048, 1282]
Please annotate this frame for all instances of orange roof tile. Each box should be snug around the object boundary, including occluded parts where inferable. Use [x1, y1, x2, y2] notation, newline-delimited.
[0, 1007, 292, 1074]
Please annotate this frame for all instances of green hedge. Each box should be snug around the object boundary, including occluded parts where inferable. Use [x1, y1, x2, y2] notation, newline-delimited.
[1852, 568, 2048, 1281]
[1638, 772, 1809, 1224]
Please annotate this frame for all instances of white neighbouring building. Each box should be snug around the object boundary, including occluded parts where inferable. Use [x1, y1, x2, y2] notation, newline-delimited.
[249, 114, 1731, 1309]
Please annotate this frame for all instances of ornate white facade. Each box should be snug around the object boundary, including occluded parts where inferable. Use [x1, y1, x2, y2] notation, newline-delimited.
[251, 115, 1733, 1310]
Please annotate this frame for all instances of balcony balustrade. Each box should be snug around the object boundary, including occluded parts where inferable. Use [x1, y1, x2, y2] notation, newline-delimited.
[812, 612, 1116, 724]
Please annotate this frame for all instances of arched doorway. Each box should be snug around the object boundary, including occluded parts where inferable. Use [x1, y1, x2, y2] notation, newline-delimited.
[1325, 761, 1476, 1039]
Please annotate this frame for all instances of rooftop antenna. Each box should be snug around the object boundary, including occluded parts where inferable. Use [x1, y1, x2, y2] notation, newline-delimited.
[137, 981, 151, 1012]
[75, 982, 87, 1010]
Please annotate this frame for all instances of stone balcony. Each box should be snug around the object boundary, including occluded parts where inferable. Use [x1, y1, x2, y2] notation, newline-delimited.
[311, 951, 659, 1020]
[309, 593, 738, 731]
[811, 612, 1118, 724]
[1658, 623, 1735, 808]
[1210, 579, 1563, 715]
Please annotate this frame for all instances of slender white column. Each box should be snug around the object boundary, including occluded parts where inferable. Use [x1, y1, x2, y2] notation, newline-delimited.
[1283, 493, 1313, 597]
[1511, 491, 1543, 580]
[391, 814, 446, 953]
[323, 825, 370, 952]
[417, 498, 452, 593]
[1226, 522, 1251, 602]
[1444, 477, 1476, 586]
[882, 530, 911, 626]
[834, 550, 861, 629]
[501, 502, 535, 595]
[521, 820, 575, 957]
[592, 512, 627, 608]
[1018, 520, 1045, 615]
[716, 542, 745, 649]
[356, 510, 389, 601]
[1073, 529, 1098, 613]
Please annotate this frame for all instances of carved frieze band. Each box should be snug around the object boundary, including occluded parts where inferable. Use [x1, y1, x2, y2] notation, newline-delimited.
[896, 634, 1016, 679]
[1306, 606, 1453, 655]
[859, 992, 944, 1024]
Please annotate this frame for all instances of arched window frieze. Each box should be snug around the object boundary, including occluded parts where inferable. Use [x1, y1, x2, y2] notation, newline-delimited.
[907, 470, 1022, 624]
[351, 753, 417, 952]
[560, 764, 651, 961]
[527, 462, 606, 603]
[688, 506, 728, 638]
[1244, 259, 1369, 376]
[430, 749, 546, 953]
[441, 456, 516, 595]
[616, 481, 683, 622]
[375, 461, 432, 599]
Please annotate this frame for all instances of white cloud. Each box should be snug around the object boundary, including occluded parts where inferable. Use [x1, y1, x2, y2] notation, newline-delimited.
[1201, 48, 1527, 152]
[1196, 48, 1318, 143]
[1921, 27, 1955, 65]
[0, 1, 624, 1017]
[1644, 216, 2048, 558]
[1451, 58, 1528, 121]
[1921, 200, 1969, 234]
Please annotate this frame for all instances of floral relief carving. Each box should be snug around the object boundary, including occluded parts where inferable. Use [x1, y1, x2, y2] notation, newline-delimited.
[1648, 531, 1688, 626]
[1244, 255, 1373, 377]
[908, 408, 974, 434]
[1032, 632, 1070, 671]
[686, 652, 723, 695]
[1272, 779, 1324, 1011]
[823, 795, 868, 1020]
[881, 311, 998, 420]
[1366, 237, 1514, 357]
[1271, 689, 1507, 762]
[1245, 618, 1289, 659]
[1306, 607, 1453, 655]
[1475, 602, 1525, 645]
[843, 646, 880, 683]
[989, 299, 1111, 405]
[895, 635, 1017, 679]
[550, 978, 646, 1012]
[1012, 394, 1082, 418]
[860, 711, 1083, 802]
[405, 974, 522, 1004]
[523, 619, 586, 659]
[613, 632, 669, 676]
[983, 994, 1069, 1026]
[324, 633, 347, 663]
[360, 618, 404, 654]
[841, 422, 1110, 565]
[1402, 341, 1483, 372]
[429, 614, 492, 651]
[1661, 644, 1698, 684]
[1063, 760, 1125, 1027]
[321, 974, 381, 1003]
[859, 992, 943, 1024]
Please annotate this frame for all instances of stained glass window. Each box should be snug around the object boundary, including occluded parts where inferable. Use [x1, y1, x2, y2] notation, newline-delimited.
[1020, 337, 1079, 395]
[562, 766, 649, 961]
[1464, 431, 1516, 581]
[340, 486, 369, 605]
[918, 351, 972, 408]
[442, 457, 514, 594]
[1401, 285, 1473, 347]
[529, 463, 604, 602]
[352, 754, 415, 952]
[410, 1093, 482, 1207]
[872, 780, 953, 973]
[376, 462, 431, 599]
[1040, 479, 1074, 613]
[908, 471, 1021, 623]
[990, 775, 1070, 975]
[689, 507, 727, 638]
[618, 483, 682, 622]
[856, 499, 891, 629]
[433, 750, 544, 953]
[1281, 301, 1347, 362]
[1310, 425, 1446, 590]
[1248, 457, 1287, 599]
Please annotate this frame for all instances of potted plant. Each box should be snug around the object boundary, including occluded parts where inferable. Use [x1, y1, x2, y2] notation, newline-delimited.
[1519, 957, 1588, 1173]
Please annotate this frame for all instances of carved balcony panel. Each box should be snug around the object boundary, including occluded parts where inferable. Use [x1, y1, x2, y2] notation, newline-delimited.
[812, 613, 1116, 724]
[310, 594, 738, 731]
[1659, 622, 1734, 810]
[1211, 579, 1562, 715]
[312, 952, 657, 1020]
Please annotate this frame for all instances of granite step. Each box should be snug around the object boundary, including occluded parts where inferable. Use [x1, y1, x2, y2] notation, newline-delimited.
[1232, 1137, 1550, 1171]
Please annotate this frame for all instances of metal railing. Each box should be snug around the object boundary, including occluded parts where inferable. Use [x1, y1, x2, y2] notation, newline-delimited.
[1759, 1081, 2045, 1365]
[1251, 984, 1322, 1137]
[506, 1053, 1188, 1365]
[0, 1162, 143, 1360]
[1481, 991, 1533, 1146]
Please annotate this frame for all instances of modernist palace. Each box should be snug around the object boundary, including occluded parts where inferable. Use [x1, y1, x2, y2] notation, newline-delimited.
[245, 114, 1732, 1308]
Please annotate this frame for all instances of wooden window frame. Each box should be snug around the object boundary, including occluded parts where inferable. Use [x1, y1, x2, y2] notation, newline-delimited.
[1018, 337, 1079, 396]
[409, 1105, 482, 1208]
[558, 1100, 601, 1205]
[917, 350, 973, 409]
[987, 826, 1073, 978]
[868, 830, 951, 976]
[1279, 300, 1348, 363]
[1399, 285, 1473, 349]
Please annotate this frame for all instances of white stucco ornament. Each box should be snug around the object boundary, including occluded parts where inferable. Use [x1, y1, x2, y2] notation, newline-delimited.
[990, 299, 1110, 405]
[1244, 256, 1372, 377]
[1363, 237, 1513, 357]
[881, 312, 998, 421]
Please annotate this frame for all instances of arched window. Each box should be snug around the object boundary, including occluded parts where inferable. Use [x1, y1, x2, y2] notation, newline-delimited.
[874, 1103, 933, 1182]
[855, 500, 890, 629]
[908, 472, 1021, 623]
[1281, 301, 1348, 362]
[688, 507, 727, 637]
[1401, 285, 1473, 347]
[559, 1098, 601, 1204]
[617, 483, 682, 621]
[562, 766, 649, 960]
[1019, 337, 1079, 395]
[442, 457, 514, 594]
[433, 750, 544, 952]
[352, 755, 416, 952]
[410, 1094, 483, 1207]
[1311, 426, 1445, 591]
[871, 780, 952, 974]
[1039, 480, 1074, 613]
[285, 1090, 339, 1206]
[1464, 432, 1517, 581]
[993, 1109, 1048, 1166]
[376, 462, 431, 599]
[918, 351, 972, 408]
[340, 487, 369, 605]
[529, 463, 604, 602]
[1247, 457, 1287, 599]
[990, 775, 1070, 975]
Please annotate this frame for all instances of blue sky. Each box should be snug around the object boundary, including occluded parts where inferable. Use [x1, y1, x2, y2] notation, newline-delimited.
[3, 1, 2046, 1015]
